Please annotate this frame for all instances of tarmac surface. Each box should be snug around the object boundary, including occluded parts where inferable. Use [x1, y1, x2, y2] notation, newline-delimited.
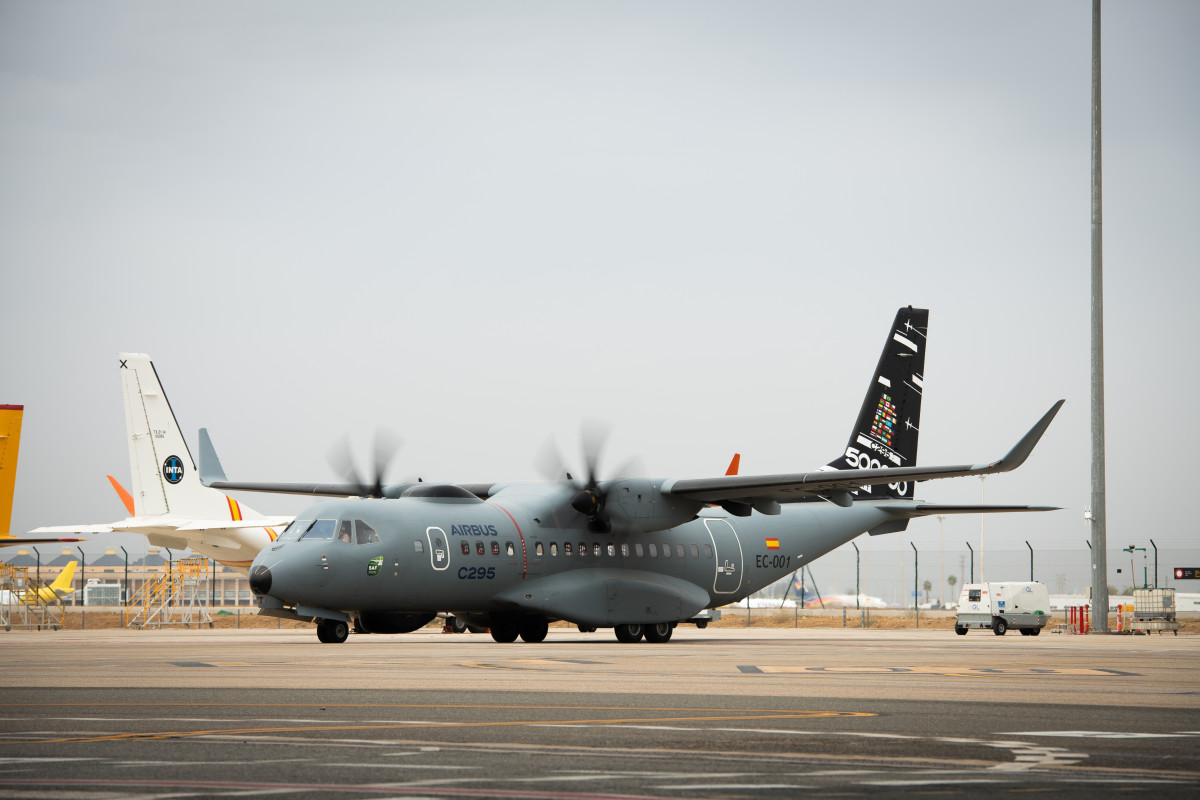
[0, 625, 1197, 799]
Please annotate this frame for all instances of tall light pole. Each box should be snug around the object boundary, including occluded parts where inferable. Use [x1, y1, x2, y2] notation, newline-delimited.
[1089, 0, 1110, 632]
[938, 515, 946, 606]
[979, 476, 986, 582]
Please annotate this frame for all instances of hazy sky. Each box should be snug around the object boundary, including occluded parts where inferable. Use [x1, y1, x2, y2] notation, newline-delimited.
[2, 2, 1197, 596]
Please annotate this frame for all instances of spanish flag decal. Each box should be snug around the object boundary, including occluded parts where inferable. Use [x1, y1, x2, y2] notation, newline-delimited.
[765, 538, 780, 550]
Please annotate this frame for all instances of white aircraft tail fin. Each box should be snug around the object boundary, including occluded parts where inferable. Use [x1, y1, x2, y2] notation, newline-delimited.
[118, 354, 259, 523]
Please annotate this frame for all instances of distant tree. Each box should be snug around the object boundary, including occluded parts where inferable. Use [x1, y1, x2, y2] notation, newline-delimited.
[922, 579, 932, 603]
[947, 574, 958, 595]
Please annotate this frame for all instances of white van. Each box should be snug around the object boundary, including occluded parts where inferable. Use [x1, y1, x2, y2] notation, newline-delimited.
[955, 582, 1050, 636]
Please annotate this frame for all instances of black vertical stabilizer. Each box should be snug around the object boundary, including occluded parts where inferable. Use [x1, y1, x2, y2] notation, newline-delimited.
[824, 307, 929, 500]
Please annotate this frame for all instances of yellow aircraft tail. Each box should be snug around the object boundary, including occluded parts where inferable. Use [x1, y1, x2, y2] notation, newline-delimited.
[25, 560, 77, 605]
[0, 404, 22, 534]
[49, 561, 77, 597]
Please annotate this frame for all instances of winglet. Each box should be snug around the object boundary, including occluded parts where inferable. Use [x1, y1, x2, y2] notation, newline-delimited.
[198, 428, 228, 486]
[975, 399, 1065, 473]
[725, 453, 741, 476]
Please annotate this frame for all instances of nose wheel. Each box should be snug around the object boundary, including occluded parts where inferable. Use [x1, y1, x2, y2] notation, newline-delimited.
[316, 618, 349, 644]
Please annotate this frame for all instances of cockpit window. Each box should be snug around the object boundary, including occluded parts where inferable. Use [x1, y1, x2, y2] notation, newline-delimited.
[355, 520, 380, 545]
[302, 519, 337, 540]
[278, 519, 312, 542]
[336, 520, 353, 543]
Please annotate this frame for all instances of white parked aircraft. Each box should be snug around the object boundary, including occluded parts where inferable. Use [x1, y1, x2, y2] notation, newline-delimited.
[29, 355, 292, 573]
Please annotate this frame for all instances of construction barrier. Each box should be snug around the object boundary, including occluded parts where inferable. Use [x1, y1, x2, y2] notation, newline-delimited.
[1067, 604, 1090, 634]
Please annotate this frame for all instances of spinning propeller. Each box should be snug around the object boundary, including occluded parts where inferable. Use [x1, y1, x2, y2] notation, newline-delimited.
[538, 421, 640, 533]
[327, 428, 403, 498]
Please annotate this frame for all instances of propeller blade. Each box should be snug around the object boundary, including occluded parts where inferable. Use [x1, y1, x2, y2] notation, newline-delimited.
[326, 429, 403, 498]
[580, 418, 611, 489]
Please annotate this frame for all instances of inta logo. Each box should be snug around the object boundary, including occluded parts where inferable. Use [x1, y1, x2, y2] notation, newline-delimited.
[162, 455, 185, 484]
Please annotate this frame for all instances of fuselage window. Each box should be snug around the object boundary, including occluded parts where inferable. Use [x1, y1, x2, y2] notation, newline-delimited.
[620, 543, 629, 557]
[505, 541, 515, 556]
[690, 544, 699, 559]
[535, 542, 544, 557]
[336, 520, 353, 543]
[413, 540, 424, 553]
[648, 543, 657, 557]
[703, 543, 713, 558]
[461, 541, 470, 556]
[607, 543, 616, 557]
[593, 543, 602, 557]
[303, 519, 337, 540]
[676, 544, 686, 558]
[635, 543, 644, 557]
[662, 544, 671, 558]
[564, 542, 572, 556]
[579, 541, 588, 557]
[551, 542, 558, 556]
[278, 519, 312, 542]
[491, 541, 500, 556]
[355, 520, 380, 545]
[476, 542, 485, 556]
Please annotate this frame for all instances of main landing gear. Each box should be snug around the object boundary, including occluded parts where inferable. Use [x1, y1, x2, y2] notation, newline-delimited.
[614, 622, 674, 643]
[316, 618, 349, 644]
[489, 616, 550, 643]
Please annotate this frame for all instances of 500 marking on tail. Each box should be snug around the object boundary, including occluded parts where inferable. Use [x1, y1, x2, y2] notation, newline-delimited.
[843, 447, 908, 495]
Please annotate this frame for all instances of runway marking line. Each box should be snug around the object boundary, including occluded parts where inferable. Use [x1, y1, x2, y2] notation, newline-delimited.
[0, 777, 712, 800]
[0, 704, 874, 746]
[737, 665, 1137, 677]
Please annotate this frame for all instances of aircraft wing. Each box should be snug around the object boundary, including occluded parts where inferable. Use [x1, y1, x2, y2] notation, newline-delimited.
[30, 517, 293, 537]
[663, 400, 1063, 505]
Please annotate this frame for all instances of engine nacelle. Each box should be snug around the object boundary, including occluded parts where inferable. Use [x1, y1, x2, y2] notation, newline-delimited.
[602, 479, 704, 535]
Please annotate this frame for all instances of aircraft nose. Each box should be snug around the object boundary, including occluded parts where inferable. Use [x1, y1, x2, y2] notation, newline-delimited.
[249, 564, 272, 595]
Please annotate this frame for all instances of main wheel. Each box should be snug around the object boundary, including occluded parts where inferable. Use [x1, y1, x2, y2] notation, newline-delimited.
[317, 618, 349, 644]
[519, 617, 549, 643]
[954, 624, 968, 635]
[643, 622, 673, 643]
[576, 624, 597, 633]
[490, 618, 520, 643]
[614, 623, 644, 643]
[993, 618, 1007, 636]
[450, 616, 468, 633]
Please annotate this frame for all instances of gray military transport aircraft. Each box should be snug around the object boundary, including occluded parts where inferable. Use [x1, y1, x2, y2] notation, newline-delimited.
[202, 307, 1063, 644]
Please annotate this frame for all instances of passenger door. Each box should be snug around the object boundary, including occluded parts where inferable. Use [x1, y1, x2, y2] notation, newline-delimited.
[705, 518, 743, 595]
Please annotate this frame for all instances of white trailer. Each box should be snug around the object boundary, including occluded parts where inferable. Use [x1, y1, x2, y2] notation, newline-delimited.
[955, 582, 1050, 636]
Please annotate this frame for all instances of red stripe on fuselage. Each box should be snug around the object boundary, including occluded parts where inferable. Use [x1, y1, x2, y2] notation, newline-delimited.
[489, 503, 526, 580]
